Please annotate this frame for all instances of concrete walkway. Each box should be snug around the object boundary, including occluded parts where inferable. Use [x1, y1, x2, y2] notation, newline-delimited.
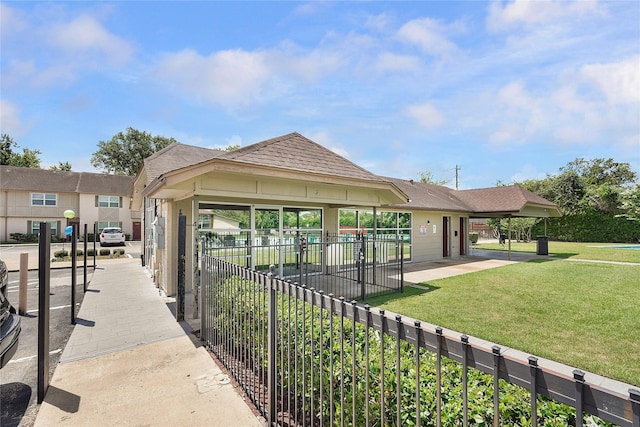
[34, 258, 265, 427]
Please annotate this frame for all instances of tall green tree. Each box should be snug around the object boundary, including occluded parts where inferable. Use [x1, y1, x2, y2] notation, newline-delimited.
[50, 161, 72, 171]
[617, 184, 640, 222]
[1, 134, 42, 168]
[418, 170, 448, 185]
[91, 127, 177, 176]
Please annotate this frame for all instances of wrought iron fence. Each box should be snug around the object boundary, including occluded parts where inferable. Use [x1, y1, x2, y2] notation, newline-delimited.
[202, 232, 403, 301]
[200, 256, 640, 427]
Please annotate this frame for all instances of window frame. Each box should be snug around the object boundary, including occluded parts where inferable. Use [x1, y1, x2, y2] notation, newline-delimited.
[31, 193, 58, 207]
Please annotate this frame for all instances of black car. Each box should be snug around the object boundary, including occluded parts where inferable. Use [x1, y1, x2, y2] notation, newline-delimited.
[0, 259, 21, 369]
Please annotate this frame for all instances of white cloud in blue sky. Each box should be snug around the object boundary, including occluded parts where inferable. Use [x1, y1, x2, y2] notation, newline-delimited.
[1, 1, 638, 188]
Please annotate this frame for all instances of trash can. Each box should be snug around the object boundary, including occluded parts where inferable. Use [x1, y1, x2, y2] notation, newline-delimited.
[536, 236, 548, 255]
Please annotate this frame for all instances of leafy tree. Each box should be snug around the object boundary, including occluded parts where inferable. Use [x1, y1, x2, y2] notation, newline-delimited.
[50, 161, 72, 171]
[616, 184, 640, 222]
[91, 127, 177, 175]
[418, 170, 448, 186]
[561, 158, 636, 187]
[225, 144, 240, 151]
[1, 134, 42, 168]
[550, 171, 586, 214]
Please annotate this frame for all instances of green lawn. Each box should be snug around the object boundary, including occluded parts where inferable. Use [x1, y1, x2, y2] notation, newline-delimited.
[368, 244, 640, 386]
[476, 240, 640, 263]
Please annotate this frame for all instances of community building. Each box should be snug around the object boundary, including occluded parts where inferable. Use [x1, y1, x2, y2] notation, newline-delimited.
[0, 166, 136, 242]
[132, 132, 560, 298]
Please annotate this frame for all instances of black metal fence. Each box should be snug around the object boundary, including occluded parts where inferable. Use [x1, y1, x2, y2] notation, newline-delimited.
[200, 256, 640, 427]
[202, 232, 403, 301]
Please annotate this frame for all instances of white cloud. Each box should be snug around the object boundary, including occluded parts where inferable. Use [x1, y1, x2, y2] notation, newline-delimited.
[152, 41, 349, 111]
[487, 0, 601, 33]
[303, 130, 350, 158]
[0, 3, 28, 37]
[498, 82, 539, 110]
[552, 86, 592, 114]
[405, 103, 445, 129]
[48, 15, 135, 66]
[581, 56, 640, 105]
[0, 100, 23, 136]
[154, 49, 275, 109]
[374, 52, 421, 73]
[397, 18, 460, 57]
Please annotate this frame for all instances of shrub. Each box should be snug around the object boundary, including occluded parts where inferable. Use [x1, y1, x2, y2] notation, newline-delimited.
[468, 232, 479, 244]
[87, 248, 96, 256]
[99, 248, 111, 256]
[75, 249, 84, 257]
[10, 233, 38, 242]
[113, 248, 125, 256]
[54, 250, 69, 258]
[208, 275, 617, 427]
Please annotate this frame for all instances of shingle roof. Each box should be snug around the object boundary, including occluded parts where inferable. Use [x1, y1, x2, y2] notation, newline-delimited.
[382, 177, 472, 211]
[379, 178, 559, 216]
[219, 132, 382, 182]
[455, 185, 558, 213]
[136, 132, 559, 216]
[142, 143, 225, 185]
[0, 165, 134, 195]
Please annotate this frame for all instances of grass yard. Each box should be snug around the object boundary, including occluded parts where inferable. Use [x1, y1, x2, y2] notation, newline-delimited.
[367, 245, 640, 386]
[476, 240, 640, 263]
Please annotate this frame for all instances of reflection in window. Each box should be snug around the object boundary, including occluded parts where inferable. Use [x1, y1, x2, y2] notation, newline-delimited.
[339, 209, 412, 259]
[32, 193, 57, 206]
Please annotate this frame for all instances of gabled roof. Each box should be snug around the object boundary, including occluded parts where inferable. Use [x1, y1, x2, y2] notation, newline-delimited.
[379, 178, 560, 217]
[455, 185, 561, 217]
[141, 142, 225, 185]
[220, 132, 382, 182]
[141, 132, 384, 186]
[0, 165, 134, 196]
[134, 132, 560, 218]
[383, 177, 472, 212]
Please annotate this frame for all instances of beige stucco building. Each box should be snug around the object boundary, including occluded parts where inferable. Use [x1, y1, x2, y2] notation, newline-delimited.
[1, 166, 137, 242]
[132, 132, 560, 298]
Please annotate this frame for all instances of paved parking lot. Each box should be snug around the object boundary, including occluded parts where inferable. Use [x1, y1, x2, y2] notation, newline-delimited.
[1, 268, 89, 427]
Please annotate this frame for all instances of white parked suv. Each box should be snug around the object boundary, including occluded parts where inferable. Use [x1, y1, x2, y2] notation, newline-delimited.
[100, 227, 126, 247]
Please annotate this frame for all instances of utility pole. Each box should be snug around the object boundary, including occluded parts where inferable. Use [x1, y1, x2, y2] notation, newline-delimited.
[455, 165, 460, 190]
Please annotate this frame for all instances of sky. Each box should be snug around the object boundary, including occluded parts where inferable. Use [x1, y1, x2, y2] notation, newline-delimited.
[1, 1, 639, 189]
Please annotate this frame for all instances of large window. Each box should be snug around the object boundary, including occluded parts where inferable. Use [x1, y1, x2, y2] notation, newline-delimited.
[31, 193, 57, 206]
[31, 221, 58, 236]
[97, 196, 121, 208]
[339, 209, 412, 259]
[198, 204, 251, 247]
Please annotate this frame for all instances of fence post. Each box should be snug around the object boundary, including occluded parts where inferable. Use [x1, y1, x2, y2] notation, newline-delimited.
[177, 213, 186, 322]
[574, 370, 585, 427]
[71, 223, 77, 325]
[529, 356, 539, 427]
[267, 267, 277, 426]
[83, 223, 87, 292]
[630, 388, 640, 427]
[37, 222, 51, 403]
[492, 345, 501, 427]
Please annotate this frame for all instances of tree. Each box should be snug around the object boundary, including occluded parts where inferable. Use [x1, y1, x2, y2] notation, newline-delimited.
[418, 170, 448, 186]
[1, 134, 42, 168]
[616, 184, 640, 222]
[91, 127, 177, 176]
[225, 144, 240, 151]
[50, 161, 72, 171]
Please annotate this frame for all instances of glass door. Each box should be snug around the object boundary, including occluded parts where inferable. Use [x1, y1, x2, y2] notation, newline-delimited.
[254, 208, 281, 273]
